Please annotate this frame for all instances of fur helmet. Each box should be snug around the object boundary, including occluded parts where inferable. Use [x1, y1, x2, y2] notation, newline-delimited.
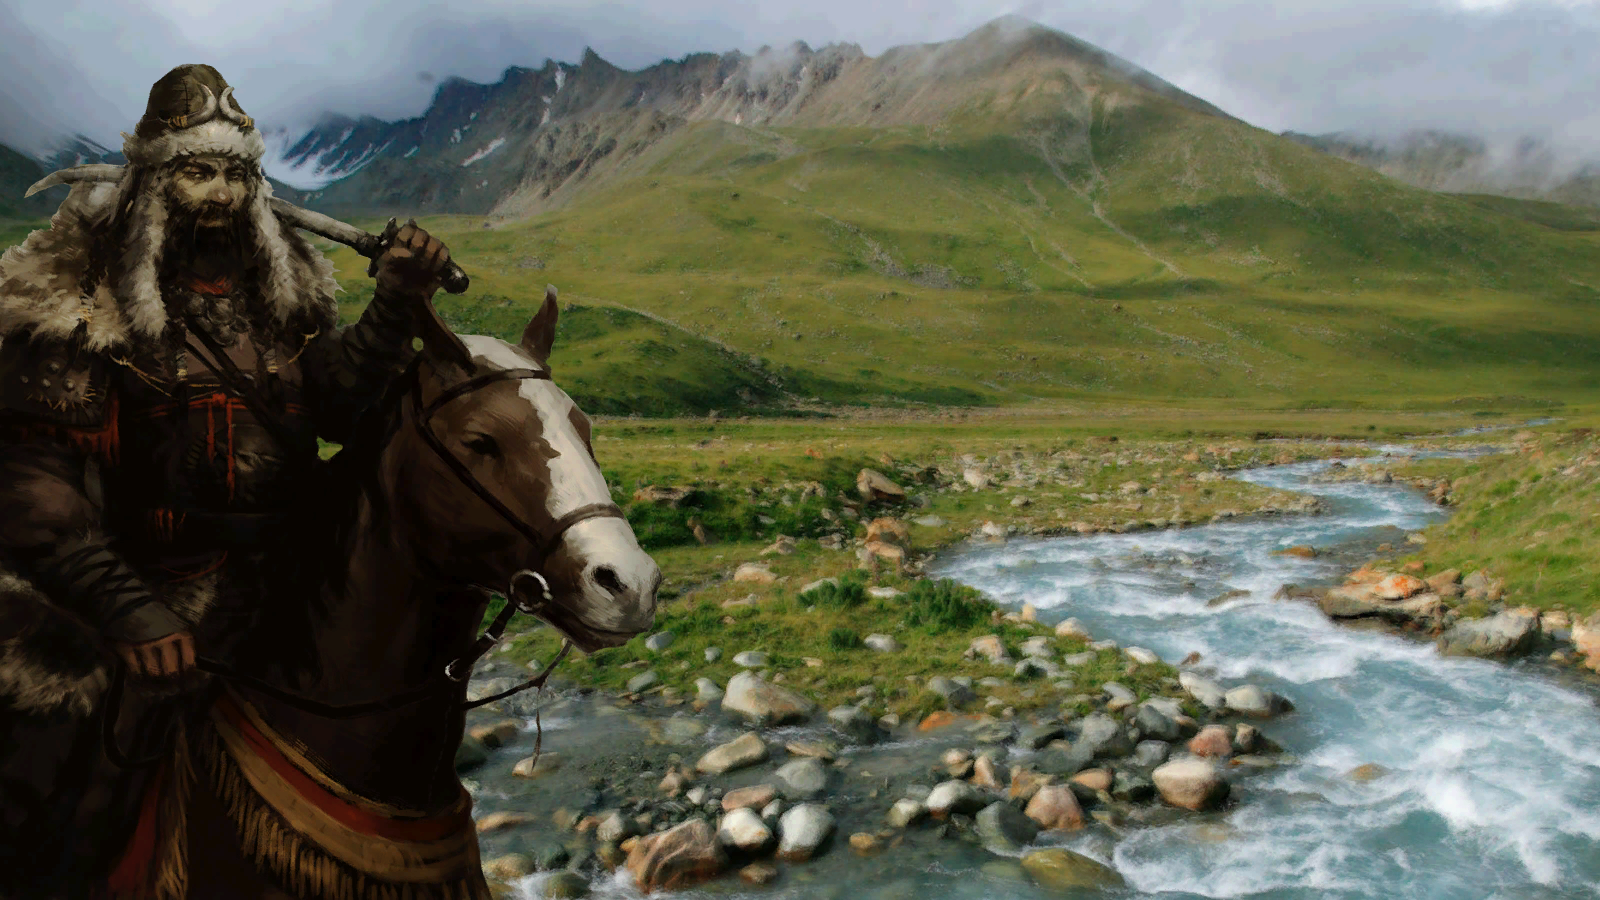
[120, 64, 267, 167]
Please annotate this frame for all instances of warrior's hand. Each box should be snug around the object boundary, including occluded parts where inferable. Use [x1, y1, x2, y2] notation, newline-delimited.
[374, 220, 452, 299]
[113, 631, 197, 679]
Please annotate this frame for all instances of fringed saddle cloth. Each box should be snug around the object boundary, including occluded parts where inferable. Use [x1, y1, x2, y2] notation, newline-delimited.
[112, 688, 490, 900]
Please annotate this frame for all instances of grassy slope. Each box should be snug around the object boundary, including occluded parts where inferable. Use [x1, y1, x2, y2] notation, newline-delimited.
[1392, 428, 1600, 616]
[306, 99, 1600, 414]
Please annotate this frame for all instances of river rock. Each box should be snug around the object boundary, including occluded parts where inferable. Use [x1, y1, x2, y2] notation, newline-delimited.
[455, 735, 488, 773]
[777, 804, 835, 861]
[1152, 758, 1230, 811]
[971, 754, 1009, 791]
[1076, 714, 1135, 759]
[475, 811, 531, 834]
[626, 671, 659, 693]
[597, 810, 640, 844]
[733, 563, 777, 585]
[976, 801, 1040, 852]
[1179, 671, 1227, 709]
[483, 853, 535, 880]
[927, 676, 978, 708]
[775, 758, 830, 800]
[1020, 849, 1126, 891]
[1112, 770, 1155, 802]
[966, 635, 1012, 665]
[723, 672, 815, 725]
[1376, 573, 1427, 600]
[1574, 613, 1600, 673]
[626, 819, 728, 892]
[1225, 685, 1293, 718]
[1134, 704, 1182, 742]
[740, 862, 779, 885]
[1024, 785, 1084, 831]
[645, 631, 675, 652]
[512, 752, 561, 779]
[542, 872, 590, 899]
[695, 678, 724, 703]
[468, 719, 521, 749]
[1019, 721, 1066, 750]
[1020, 636, 1053, 658]
[864, 634, 903, 652]
[887, 798, 928, 828]
[1034, 744, 1094, 777]
[697, 732, 768, 775]
[1437, 608, 1542, 658]
[717, 808, 774, 853]
[1132, 740, 1172, 769]
[1055, 618, 1090, 639]
[857, 468, 906, 503]
[926, 780, 988, 818]
[1188, 725, 1234, 758]
[1125, 647, 1160, 665]
[828, 705, 884, 745]
[722, 784, 777, 813]
[1317, 584, 1389, 619]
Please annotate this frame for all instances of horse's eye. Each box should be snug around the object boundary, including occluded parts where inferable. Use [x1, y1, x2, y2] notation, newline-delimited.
[463, 433, 500, 458]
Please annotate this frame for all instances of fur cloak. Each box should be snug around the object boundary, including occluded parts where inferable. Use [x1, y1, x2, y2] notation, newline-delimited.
[0, 170, 341, 717]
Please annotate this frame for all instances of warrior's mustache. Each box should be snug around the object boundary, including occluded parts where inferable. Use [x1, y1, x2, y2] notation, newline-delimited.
[164, 199, 249, 259]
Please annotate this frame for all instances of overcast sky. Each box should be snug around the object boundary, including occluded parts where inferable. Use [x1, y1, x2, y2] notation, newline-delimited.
[3, 0, 1597, 167]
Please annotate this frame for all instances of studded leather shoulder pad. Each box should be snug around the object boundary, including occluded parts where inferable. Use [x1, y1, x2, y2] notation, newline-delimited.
[0, 336, 111, 428]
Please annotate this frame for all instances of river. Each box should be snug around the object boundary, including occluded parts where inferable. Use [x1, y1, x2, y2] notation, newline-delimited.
[508, 447, 1600, 900]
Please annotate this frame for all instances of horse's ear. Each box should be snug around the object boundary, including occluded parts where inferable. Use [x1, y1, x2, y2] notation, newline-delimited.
[415, 297, 475, 374]
[520, 285, 558, 365]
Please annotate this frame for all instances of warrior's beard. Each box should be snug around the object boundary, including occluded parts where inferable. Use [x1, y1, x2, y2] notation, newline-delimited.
[162, 199, 252, 275]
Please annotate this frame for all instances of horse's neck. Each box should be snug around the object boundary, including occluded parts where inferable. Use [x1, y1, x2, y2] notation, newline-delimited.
[247, 492, 484, 811]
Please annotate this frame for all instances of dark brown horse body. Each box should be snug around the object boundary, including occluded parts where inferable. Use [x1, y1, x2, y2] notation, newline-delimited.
[132, 292, 658, 899]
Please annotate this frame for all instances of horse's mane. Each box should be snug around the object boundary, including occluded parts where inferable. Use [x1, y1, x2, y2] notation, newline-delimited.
[233, 356, 420, 682]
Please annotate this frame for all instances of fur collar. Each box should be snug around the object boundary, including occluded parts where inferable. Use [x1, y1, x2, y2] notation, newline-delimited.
[0, 172, 339, 352]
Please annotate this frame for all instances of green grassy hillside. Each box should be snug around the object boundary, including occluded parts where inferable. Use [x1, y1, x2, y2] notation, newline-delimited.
[313, 103, 1600, 414]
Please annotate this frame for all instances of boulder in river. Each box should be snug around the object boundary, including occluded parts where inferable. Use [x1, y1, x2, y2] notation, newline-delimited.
[717, 808, 775, 853]
[626, 819, 728, 892]
[697, 732, 768, 775]
[1153, 758, 1230, 811]
[775, 757, 831, 800]
[777, 804, 836, 861]
[926, 780, 988, 818]
[1224, 685, 1293, 718]
[722, 672, 815, 725]
[1024, 785, 1085, 831]
[1021, 849, 1126, 891]
[1179, 671, 1227, 709]
[976, 801, 1040, 853]
[1437, 608, 1542, 658]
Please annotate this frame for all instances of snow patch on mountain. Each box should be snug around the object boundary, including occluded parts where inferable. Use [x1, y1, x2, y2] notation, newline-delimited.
[462, 137, 506, 166]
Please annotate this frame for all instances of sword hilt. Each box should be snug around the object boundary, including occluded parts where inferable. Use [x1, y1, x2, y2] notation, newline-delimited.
[365, 217, 471, 294]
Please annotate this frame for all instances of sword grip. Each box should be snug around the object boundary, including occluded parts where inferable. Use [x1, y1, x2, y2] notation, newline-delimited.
[365, 218, 470, 294]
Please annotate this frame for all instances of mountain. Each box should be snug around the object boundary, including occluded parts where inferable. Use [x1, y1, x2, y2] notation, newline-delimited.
[297, 17, 1600, 414]
[1283, 130, 1600, 209]
[275, 16, 1231, 217]
[0, 143, 51, 219]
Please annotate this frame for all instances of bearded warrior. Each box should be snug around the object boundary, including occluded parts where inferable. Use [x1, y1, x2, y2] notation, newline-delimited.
[0, 64, 453, 896]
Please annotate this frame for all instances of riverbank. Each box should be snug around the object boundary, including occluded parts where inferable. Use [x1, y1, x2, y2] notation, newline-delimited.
[1299, 427, 1600, 672]
[465, 429, 1360, 896]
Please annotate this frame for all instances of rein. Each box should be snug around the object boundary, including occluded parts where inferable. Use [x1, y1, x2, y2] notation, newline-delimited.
[106, 358, 625, 767]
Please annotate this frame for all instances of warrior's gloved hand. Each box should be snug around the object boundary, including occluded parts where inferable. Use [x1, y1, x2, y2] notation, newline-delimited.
[374, 221, 452, 300]
[112, 631, 197, 679]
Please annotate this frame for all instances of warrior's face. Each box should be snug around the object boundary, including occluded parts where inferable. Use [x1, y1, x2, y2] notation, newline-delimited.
[167, 154, 251, 229]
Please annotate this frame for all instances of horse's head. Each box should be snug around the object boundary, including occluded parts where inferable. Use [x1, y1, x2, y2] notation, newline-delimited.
[390, 286, 658, 652]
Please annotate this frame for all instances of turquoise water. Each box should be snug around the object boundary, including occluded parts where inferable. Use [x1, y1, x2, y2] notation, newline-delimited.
[932, 453, 1600, 900]
[512, 449, 1600, 900]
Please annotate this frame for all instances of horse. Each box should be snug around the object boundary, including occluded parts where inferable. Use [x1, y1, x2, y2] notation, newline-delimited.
[106, 287, 660, 900]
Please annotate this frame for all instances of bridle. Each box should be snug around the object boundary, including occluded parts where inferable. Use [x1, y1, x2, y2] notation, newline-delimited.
[106, 358, 628, 767]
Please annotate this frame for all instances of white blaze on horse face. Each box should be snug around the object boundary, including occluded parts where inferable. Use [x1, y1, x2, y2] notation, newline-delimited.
[460, 335, 658, 638]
